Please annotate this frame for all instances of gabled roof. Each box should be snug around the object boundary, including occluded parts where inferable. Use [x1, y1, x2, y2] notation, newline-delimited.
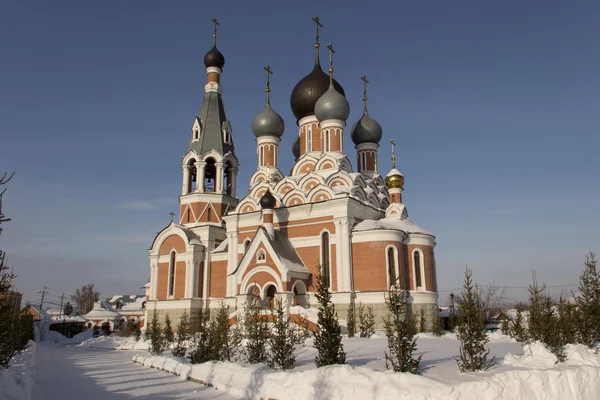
[232, 227, 309, 277]
[187, 91, 235, 157]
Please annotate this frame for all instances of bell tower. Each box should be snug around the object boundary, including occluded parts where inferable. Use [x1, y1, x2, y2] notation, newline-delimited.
[180, 19, 239, 226]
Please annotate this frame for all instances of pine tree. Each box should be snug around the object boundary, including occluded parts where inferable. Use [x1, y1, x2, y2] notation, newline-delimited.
[244, 297, 268, 364]
[432, 314, 443, 336]
[358, 302, 376, 338]
[557, 296, 577, 346]
[172, 311, 190, 358]
[528, 274, 566, 361]
[148, 310, 166, 356]
[313, 266, 346, 367]
[188, 307, 213, 364]
[383, 278, 421, 373]
[419, 309, 426, 333]
[163, 314, 175, 346]
[346, 301, 356, 338]
[510, 307, 530, 344]
[267, 298, 297, 370]
[133, 319, 142, 342]
[576, 252, 600, 348]
[210, 302, 243, 362]
[456, 267, 495, 372]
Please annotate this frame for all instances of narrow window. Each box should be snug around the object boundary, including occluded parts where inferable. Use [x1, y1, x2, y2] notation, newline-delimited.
[387, 247, 396, 287]
[414, 251, 422, 289]
[257, 249, 266, 262]
[259, 146, 264, 166]
[244, 239, 251, 253]
[168, 251, 176, 296]
[324, 130, 330, 151]
[207, 207, 211, 221]
[321, 232, 330, 288]
[306, 126, 312, 152]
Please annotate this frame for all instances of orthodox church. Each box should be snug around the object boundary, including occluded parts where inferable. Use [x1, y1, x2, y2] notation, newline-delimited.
[146, 19, 438, 329]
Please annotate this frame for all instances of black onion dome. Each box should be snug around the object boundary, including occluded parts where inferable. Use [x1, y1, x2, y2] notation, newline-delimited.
[290, 63, 345, 122]
[292, 136, 300, 160]
[351, 112, 383, 145]
[259, 189, 277, 210]
[252, 104, 285, 138]
[204, 46, 225, 69]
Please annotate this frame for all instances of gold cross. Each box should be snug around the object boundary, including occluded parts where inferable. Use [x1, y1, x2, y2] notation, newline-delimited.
[361, 75, 369, 113]
[326, 43, 335, 85]
[390, 139, 396, 169]
[169, 211, 175, 223]
[264, 65, 273, 105]
[212, 18, 220, 46]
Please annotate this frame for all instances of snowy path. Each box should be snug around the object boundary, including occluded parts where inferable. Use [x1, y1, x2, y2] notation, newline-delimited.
[32, 343, 238, 399]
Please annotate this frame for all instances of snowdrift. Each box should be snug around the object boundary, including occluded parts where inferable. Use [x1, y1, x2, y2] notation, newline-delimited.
[79, 335, 149, 350]
[0, 341, 36, 400]
[131, 338, 600, 400]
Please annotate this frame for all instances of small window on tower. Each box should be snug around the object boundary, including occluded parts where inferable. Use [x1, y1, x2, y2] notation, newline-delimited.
[207, 207, 211, 221]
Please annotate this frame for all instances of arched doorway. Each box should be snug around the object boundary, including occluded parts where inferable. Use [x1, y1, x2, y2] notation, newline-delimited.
[293, 281, 308, 308]
[264, 284, 277, 309]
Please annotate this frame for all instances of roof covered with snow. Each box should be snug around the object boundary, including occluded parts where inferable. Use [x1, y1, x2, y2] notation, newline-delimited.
[353, 216, 433, 236]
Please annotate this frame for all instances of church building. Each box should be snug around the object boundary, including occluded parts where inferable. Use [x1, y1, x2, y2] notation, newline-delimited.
[146, 19, 438, 329]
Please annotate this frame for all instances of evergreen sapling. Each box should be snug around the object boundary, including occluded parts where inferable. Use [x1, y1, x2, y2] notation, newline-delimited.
[456, 267, 495, 372]
[243, 297, 268, 364]
[313, 266, 346, 367]
[267, 298, 297, 370]
[383, 278, 421, 373]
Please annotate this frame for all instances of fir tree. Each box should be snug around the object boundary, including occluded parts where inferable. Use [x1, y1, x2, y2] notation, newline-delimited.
[432, 314, 443, 336]
[148, 310, 166, 356]
[244, 297, 268, 364]
[313, 266, 346, 367]
[346, 301, 356, 338]
[510, 307, 530, 344]
[557, 296, 578, 346]
[211, 302, 244, 362]
[172, 311, 190, 358]
[383, 278, 421, 373]
[133, 319, 142, 342]
[528, 274, 565, 361]
[188, 307, 213, 364]
[163, 314, 175, 346]
[576, 252, 600, 348]
[358, 302, 376, 338]
[456, 267, 495, 372]
[419, 309, 426, 333]
[267, 298, 297, 370]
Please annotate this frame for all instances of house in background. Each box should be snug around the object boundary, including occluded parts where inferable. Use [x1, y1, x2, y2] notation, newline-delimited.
[107, 294, 147, 328]
[83, 301, 122, 333]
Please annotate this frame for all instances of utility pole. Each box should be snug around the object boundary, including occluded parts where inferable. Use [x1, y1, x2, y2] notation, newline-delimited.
[39, 286, 48, 310]
[59, 292, 66, 337]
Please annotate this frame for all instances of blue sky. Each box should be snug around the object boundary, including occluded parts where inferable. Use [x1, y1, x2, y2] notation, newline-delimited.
[1, 1, 598, 307]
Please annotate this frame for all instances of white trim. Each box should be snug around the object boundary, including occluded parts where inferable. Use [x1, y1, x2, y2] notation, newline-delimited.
[240, 267, 283, 294]
[412, 248, 426, 291]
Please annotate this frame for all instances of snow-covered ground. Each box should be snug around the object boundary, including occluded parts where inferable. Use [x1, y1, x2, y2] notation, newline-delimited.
[30, 343, 237, 399]
[0, 342, 36, 400]
[90, 332, 600, 400]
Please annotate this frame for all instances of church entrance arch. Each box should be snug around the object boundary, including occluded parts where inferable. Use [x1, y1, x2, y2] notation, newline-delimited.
[292, 280, 308, 308]
[264, 284, 277, 309]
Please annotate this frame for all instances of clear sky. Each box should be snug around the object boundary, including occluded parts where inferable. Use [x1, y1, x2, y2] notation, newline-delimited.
[1, 1, 598, 308]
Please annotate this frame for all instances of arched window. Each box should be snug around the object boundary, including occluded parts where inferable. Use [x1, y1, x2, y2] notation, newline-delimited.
[244, 239, 251, 253]
[207, 206, 211, 221]
[225, 161, 233, 196]
[168, 251, 176, 297]
[306, 125, 313, 152]
[204, 158, 216, 192]
[257, 249, 266, 263]
[323, 129, 330, 151]
[187, 160, 197, 193]
[414, 250, 423, 290]
[321, 232, 330, 288]
[387, 247, 397, 287]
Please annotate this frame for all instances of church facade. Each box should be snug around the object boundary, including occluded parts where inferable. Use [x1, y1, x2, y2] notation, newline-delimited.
[146, 21, 438, 329]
